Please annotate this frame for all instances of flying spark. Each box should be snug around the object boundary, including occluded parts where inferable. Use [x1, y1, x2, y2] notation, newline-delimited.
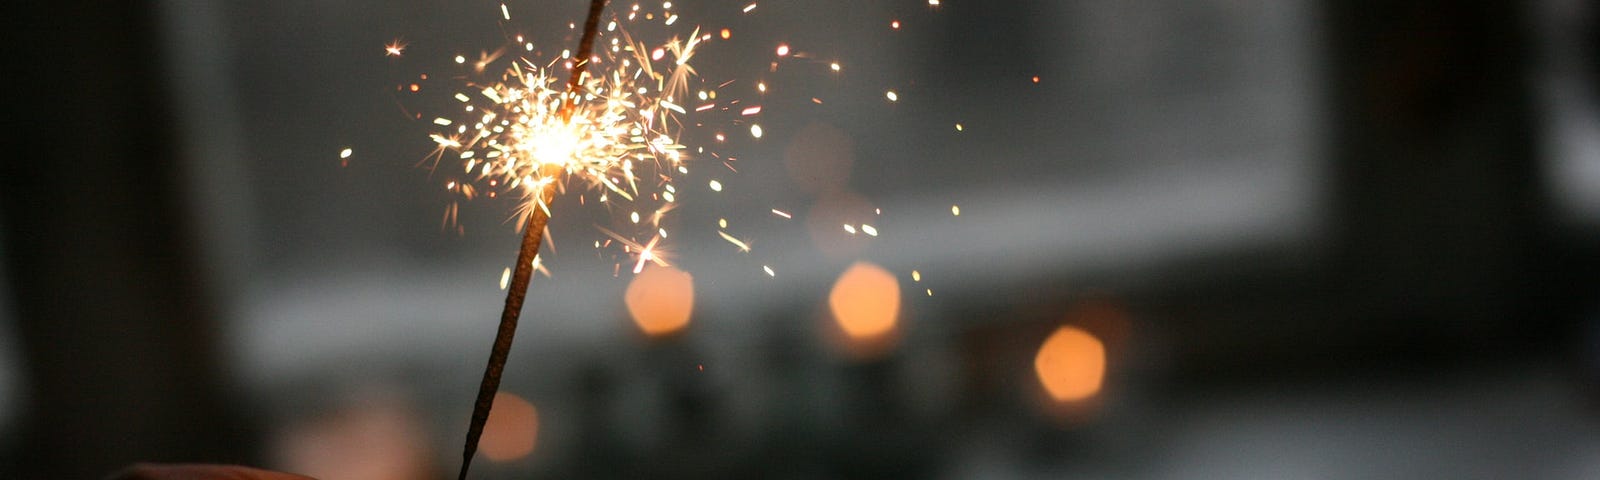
[385, 40, 407, 56]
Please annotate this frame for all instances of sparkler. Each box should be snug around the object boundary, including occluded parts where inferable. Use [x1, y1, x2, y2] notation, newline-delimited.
[411, 0, 896, 475]
[455, 1, 619, 478]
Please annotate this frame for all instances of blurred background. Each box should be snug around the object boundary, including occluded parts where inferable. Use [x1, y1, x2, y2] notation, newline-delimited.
[4, 0, 1600, 478]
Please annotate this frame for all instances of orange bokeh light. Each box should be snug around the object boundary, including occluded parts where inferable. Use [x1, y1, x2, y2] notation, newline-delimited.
[273, 394, 433, 480]
[1034, 326, 1106, 402]
[828, 261, 900, 340]
[625, 265, 695, 336]
[480, 392, 539, 462]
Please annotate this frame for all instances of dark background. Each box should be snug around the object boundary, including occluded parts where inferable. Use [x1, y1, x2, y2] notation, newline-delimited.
[3, 0, 1600, 478]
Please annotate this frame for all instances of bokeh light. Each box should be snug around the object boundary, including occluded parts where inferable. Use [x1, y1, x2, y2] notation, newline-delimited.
[625, 265, 695, 336]
[1034, 326, 1106, 402]
[829, 261, 901, 341]
[480, 392, 539, 462]
[273, 393, 433, 480]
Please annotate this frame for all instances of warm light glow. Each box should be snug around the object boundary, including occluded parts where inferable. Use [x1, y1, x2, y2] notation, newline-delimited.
[480, 392, 539, 461]
[424, 21, 701, 263]
[1034, 326, 1106, 402]
[829, 261, 900, 340]
[625, 265, 695, 336]
[273, 394, 432, 480]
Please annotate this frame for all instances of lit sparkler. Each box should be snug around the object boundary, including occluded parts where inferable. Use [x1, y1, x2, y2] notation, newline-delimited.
[443, 0, 706, 478]
[410, 0, 931, 475]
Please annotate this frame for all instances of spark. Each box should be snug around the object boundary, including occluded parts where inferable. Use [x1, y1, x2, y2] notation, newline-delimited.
[770, 209, 791, 219]
[708, 180, 722, 191]
[763, 265, 775, 276]
[740, 105, 761, 116]
[743, 3, 757, 13]
[885, 90, 898, 102]
[500, 3, 510, 20]
[830, 62, 841, 72]
[385, 40, 407, 56]
[531, 254, 550, 278]
[861, 224, 878, 236]
[951, 205, 961, 216]
[749, 124, 762, 138]
[717, 230, 752, 252]
[598, 227, 671, 274]
[911, 270, 921, 282]
[633, 235, 663, 273]
[499, 267, 511, 289]
[339, 148, 353, 159]
[775, 44, 790, 57]
[955, 123, 964, 131]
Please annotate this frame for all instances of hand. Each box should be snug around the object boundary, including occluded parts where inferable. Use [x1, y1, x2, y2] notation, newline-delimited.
[110, 464, 316, 480]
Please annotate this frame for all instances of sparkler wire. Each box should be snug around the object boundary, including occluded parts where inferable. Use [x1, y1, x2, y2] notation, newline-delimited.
[457, 1, 608, 479]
